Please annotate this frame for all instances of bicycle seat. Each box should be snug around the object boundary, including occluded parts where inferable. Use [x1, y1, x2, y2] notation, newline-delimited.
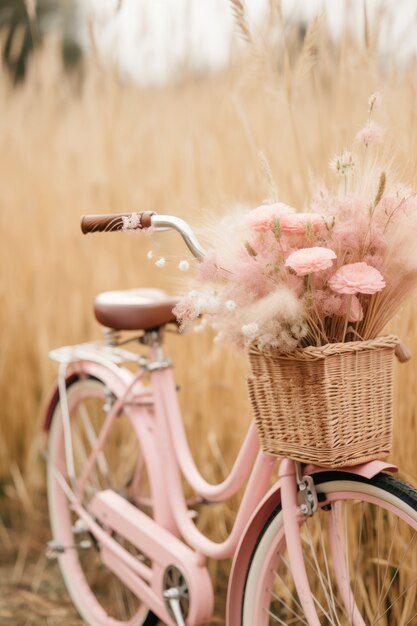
[94, 288, 178, 331]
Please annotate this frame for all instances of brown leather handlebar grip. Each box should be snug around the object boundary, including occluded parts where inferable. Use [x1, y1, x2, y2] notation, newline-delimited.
[80, 212, 155, 234]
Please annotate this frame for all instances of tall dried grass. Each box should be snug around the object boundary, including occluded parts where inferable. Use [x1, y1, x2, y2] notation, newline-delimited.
[0, 15, 417, 622]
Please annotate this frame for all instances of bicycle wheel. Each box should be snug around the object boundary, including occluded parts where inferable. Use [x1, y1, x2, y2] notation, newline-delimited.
[242, 472, 417, 626]
[47, 376, 159, 626]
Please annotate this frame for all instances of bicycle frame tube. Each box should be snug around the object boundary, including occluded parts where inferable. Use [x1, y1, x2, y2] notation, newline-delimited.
[327, 501, 367, 626]
[279, 459, 322, 625]
[149, 365, 278, 559]
[151, 365, 260, 502]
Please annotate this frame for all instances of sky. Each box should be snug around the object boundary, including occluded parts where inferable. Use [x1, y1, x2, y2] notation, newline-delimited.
[85, 0, 417, 85]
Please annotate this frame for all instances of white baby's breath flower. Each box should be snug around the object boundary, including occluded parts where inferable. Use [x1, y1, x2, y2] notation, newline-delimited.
[178, 260, 190, 272]
[147, 250, 154, 259]
[214, 331, 225, 343]
[188, 290, 198, 299]
[329, 151, 356, 177]
[225, 299, 237, 311]
[203, 295, 219, 314]
[155, 257, 166, 268]
[193, 323, 205, 333]
[241, 323, 259, 337]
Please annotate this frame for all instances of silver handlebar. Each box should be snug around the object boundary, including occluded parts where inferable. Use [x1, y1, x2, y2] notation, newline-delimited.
[151, 215, 206, 261]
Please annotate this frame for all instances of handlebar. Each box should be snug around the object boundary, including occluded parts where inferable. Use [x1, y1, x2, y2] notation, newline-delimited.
[80, 212, 206, 261]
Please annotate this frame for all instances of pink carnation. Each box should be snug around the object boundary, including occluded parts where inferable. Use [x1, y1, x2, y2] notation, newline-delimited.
[355, 121, 384, 147]
[280, 213, 326, 235]
[285, 247, 337, 276]
[329, 262, 385, 295]
[246, 202, 296, 231]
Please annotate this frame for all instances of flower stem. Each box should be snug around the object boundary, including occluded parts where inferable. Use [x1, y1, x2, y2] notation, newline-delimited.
[342, 295, 352, 341]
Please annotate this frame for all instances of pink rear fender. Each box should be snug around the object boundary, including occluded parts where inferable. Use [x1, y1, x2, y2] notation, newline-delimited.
[226, 460, 397, 626]
[43, 361, 135, 432]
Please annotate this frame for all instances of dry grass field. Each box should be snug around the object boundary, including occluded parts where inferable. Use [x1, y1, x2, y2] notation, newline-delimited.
[1, 12, 417, 625]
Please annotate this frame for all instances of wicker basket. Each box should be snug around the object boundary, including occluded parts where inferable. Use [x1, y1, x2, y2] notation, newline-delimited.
[247, 335, 400, 468]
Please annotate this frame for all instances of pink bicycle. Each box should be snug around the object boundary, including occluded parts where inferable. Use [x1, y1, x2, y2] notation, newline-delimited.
[44, 211, 417, 626]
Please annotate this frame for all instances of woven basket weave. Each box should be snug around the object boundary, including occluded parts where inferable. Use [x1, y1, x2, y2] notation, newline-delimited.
[247, 335, 399, 467]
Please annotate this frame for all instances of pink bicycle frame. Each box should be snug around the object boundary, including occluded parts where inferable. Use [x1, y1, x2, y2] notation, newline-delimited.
[45, 343, 397, 626]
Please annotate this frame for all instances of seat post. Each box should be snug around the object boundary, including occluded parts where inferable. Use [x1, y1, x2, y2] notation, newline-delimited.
[103, 328, 122, 347]
[141, 328, 166, 360]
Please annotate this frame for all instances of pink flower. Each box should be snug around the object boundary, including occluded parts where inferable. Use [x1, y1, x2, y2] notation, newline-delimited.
[329, 262, 385, 295]
[355, 121, 384, 147]
[285, 247, 337, 276]
[280, 213, 326, 235]
[246, 202, 296, 231]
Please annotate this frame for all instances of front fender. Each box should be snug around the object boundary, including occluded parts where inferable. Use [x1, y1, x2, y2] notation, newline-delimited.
[226, 459, 397, 625]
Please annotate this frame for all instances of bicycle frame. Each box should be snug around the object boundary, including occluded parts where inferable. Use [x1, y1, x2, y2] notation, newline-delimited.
[45, 340, 397, 626]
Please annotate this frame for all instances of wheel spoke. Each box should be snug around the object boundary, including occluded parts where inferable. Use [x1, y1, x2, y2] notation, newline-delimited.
[371, 533, 417, 625]
[78, 401, 110, 480]
[404, 610, 417, 625]
[270, 586, 309, 625]
[316, 512, 344, 624]
[275, 557, 304, 613]
[303, 522, 343, 625]
[267, 608, 290, 625]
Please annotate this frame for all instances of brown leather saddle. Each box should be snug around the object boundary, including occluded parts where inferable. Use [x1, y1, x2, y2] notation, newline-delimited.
[94, 288, 178, 331]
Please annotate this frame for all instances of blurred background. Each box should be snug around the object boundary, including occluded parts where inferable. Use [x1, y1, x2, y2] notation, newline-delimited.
[1, 0, 417, 624]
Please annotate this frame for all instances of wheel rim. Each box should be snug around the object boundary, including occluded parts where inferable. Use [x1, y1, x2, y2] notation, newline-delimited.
[245, 479, 417, 626]
[47, 379, 153, 626]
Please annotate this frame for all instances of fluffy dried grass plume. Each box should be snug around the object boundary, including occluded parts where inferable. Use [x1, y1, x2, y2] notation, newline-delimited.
[233, 288, 307, 350]
[24, 0, 36, 21]
[229, 0, 252, 46]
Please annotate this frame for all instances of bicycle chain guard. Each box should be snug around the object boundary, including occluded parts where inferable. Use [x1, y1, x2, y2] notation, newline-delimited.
[84, 489, 214, 625]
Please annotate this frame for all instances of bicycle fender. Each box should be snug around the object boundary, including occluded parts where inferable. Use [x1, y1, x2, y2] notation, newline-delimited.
[42, 361, 135, 432]
[226, 460, 397, 625]
[304, 460, 397, 479]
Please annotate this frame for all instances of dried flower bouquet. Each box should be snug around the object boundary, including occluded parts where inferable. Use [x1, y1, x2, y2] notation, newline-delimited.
[174, 95, 417, 352]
